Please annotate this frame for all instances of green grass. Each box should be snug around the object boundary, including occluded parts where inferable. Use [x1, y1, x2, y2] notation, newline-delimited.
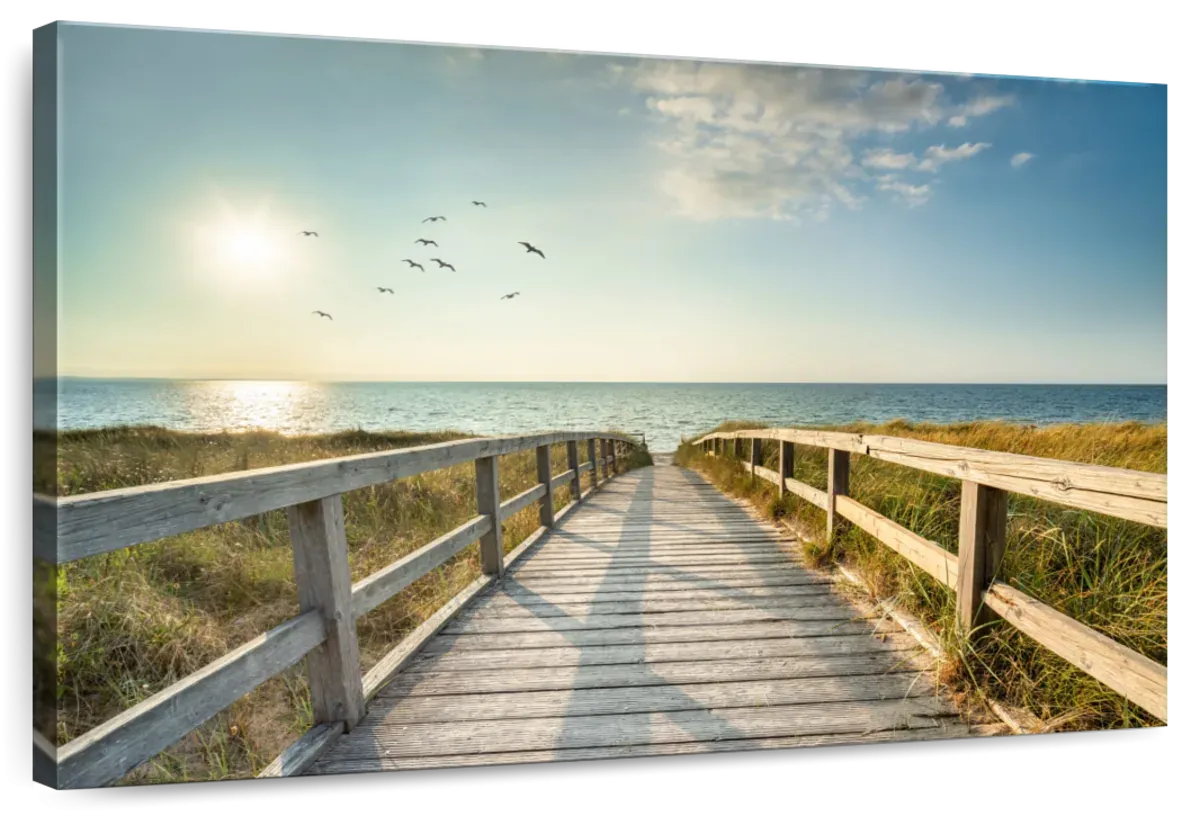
[675, 419, 1166, 732]
[45, 425, 652, 784]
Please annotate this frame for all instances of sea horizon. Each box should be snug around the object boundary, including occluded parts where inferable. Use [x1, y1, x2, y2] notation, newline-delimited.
[37, 380, 1168, 452]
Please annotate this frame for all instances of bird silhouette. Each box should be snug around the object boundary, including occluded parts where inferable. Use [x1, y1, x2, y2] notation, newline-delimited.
[402, 259, 425, 271]
[500, 292, 520, 300]
[376, 287, 394, 294]
[421, 216, 447, 223]
[415, 239, 438, 246]
[312, 310, 332, 320]
[472, 201, 487, 207]
[431, 258, 456, 271]
[518, 241, 545, 259]
[299, 231, 319, 237]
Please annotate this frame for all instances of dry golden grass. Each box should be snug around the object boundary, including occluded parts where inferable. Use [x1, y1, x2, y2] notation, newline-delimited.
[45, 426, 650, 784]
[675, 420, 1166, 732]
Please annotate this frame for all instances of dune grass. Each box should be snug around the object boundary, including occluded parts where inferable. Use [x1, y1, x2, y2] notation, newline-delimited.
[44, 425, 651, 784]
[675, 419, 1166, 732]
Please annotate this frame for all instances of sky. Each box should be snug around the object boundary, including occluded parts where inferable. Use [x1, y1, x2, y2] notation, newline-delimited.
[49, 23, 1167, 383]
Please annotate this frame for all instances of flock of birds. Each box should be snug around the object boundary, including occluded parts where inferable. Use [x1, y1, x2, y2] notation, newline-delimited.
[303, 200, 542, 321]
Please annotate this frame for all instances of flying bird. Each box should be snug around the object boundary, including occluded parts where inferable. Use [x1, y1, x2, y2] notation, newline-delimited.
[415, 239, 438, 246]
[500, 292, 520, 300]
[312, 311, 332, 320]
[401, 259, 425, 271]
[299, 231, 319, 237]
[421, 216, 447, 223]
[431, 258, 456, 271]
[376, 287, 394, 294]
[518, 241, 545, 259]
[472, 201, 487, 207]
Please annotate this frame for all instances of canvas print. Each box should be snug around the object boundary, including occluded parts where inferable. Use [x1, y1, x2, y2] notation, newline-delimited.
[32, 21, 1167, 789]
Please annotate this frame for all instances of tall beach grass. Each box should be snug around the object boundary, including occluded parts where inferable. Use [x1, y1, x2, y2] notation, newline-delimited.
[675, 419, 1166, 732]
[44, 426, 651, 784]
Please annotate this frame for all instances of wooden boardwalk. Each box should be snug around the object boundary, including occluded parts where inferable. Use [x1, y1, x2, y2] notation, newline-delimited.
[309, 455, 967, 774]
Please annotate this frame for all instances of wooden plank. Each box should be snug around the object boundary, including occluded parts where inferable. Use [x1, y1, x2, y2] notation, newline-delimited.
[287, 496, 366, 728]
[505, 572, 832, 593]
[535, 444, 555, 528]
[512, 553, 799, 571]
[385, 651, 934, 697]
[750, 438, 763, 477]
[487, 583, 835, 605]
[416, 630, 912, 670]
[475, 455, 504, 576]
[464, 594, 844, 618]
[257, 722, 344, 778]
[510, 561, 800, 580]
[432, 618, 891, 650]
[827, 449, 850, 542]
[310, 722, 973, 773]
[600, 439, 610, 481]
[375, 674, 936, 723]
[361, 575, 495, 700]
[566, 440, 581, 500]
[779, 442, 795, 500]
[351, 515, 491, 618]
[57, 611, 324, 789]
[835, 496, 959, 587]
[550, 469, 574, 490]
[498, 483, 546, 522]
[54, 430, 634, 562]
[698, 429, 868, 455]
[33, 494, 56, 564]
[314, 697, 955, 758]
[443, 606, 867, 635]
[863, 435, 1165, 528]
[785, 477, 828, 510]
[956, 481, 1007, 635]
[984, 582, 1167, 721]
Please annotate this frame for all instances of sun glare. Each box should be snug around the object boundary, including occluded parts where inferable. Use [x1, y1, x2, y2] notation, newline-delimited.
[221, 228, 279, 267]
[192, 197, 294, 281]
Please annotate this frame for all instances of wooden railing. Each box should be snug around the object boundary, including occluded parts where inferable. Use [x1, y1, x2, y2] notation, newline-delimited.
[693, 428, 1167, 722]
[34, 430, 637, 788]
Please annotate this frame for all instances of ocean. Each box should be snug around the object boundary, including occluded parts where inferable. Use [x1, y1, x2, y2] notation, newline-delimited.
[38, 380, 1167, 452]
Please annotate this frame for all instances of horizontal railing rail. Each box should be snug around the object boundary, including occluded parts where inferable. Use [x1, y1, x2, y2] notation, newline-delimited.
[40, 430, 639, 787]
[693, 428, 1167, 722]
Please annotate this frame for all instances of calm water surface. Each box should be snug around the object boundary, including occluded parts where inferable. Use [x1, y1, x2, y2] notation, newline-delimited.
[40, 380, 1167, 452]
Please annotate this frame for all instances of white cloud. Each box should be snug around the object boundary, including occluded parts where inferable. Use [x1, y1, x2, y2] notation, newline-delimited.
[862, 148, 916, 171]
[948, 94, 1015, 127]
[916, 142, 991, 172]
[1011, 151, 1035, 168]
[618, 60, 1015, 220]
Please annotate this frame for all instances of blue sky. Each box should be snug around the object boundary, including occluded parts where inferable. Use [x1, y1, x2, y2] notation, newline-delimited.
[52, 23, 1166, 383]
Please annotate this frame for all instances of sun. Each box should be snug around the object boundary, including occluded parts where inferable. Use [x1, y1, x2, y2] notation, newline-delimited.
[220, 227, 279, 267]
[191, 197, 293, 280]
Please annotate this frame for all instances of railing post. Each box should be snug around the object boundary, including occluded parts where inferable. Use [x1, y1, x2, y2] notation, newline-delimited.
[779, 441, 794, 499]
[286, 495, 365, 729]
[749, 438, 762, 478]
[957, 481, 1008, 639]
[734, 438, 744, 460]
[600, 439, 611, 481]
[567, 440, 582, 500]
[475, 455, 504, 575]
[826, 449, 850, 543]
[611, 440, 620, 475]
[535, 444, 555, 529]
[587, 438, 598, 490]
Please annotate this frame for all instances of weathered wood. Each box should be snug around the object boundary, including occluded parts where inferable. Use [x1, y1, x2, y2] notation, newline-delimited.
[698, 429, 868, 455]
[469, 594, 845, 618]
[57, 611, 324, 789]
[535, 444, 555, 528]
[351, 515, 491, 618]
[361, 575, 495, 700]
[587, 438, 598, 489]
[600, 439, 611, 480]
[54, 430, 634, 563]
[956, 481, 1008, 636]
[984, 582, 1167, 721]
[750, 438, 763, 477]
[311, 722, 973, 773]
[550, 469, 574, 490]
[779, 441, 795, 499]
[785, 476, 829, 510]
[497, 483, 547, 521]
[378, 674, 935, 723]
[835, 496, 959, 587]
[287, 496, 365, 728]
[566, 440, 581, 500]
[827, 449, 850, 542]
[475, 455, 504, 576]
[257, 722, 344, 778]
